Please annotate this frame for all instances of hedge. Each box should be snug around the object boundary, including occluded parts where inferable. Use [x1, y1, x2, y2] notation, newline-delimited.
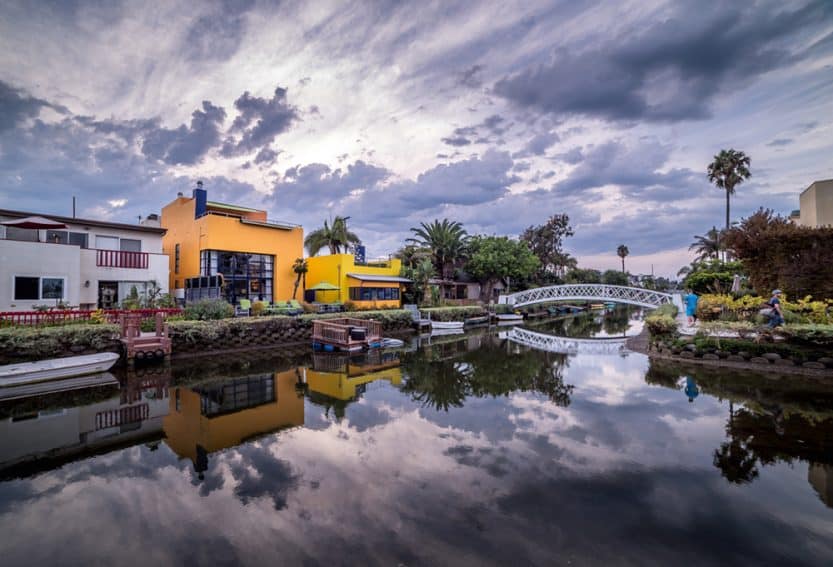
[0, 324, 121, 363]
[421, 306, 488, 322]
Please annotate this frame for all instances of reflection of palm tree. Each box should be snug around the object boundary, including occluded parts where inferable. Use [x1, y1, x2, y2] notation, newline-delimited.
[713, 439, 759, 484]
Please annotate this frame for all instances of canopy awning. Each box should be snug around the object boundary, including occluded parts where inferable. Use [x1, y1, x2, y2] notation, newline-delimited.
[308, 281, 340, 291]
[1, 215, 67, 229]
[347, 273, 412, 283]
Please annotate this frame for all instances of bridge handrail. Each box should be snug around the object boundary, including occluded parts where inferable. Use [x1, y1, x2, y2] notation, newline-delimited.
[499, 284, 673, 309]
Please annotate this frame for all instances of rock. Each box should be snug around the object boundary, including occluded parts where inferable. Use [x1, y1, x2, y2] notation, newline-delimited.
[685, 343, 697, 351]
[762, 353, 781, 361]
[737, 352, 751, 360]
[702, 353, 720, 361]
[750, 357, 770, 365]
[817, 357, 833, 367]
[726, 355, 745, 362]
[678, 336, 694, 344]
[803, 361, 826, 370]
[716, 351, 730, 359]
[680, 351, 695, 358]
[69, 345, 86, 353]
[774, 359, 795, 367]
[671, 348, 681, 355]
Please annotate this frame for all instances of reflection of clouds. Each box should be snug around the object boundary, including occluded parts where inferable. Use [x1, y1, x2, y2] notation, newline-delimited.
[1, 353, 833, 564]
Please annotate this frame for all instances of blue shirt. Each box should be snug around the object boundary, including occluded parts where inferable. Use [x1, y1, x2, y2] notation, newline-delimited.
[684, 293, 699, 311]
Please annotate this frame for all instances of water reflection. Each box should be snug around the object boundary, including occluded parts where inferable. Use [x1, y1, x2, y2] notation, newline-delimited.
[1, 315, 832, 564]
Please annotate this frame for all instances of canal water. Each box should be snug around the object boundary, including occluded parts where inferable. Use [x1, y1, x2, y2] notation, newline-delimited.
[1, 309, 832, 566]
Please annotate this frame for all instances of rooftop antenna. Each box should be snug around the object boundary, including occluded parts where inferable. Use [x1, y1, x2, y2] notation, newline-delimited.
[72, 196, 76, 218]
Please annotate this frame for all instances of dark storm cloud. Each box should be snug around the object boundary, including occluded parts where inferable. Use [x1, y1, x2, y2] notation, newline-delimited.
[494, 2, 831, 122]
[254, 147, 278, 165]
[0, 80, 66, 131]
[767, 138, 794, 147]
[441, 115, 508, 148]
[141, 101, 226, 165]
[221, 86, 300, 156]
[441, 135, 471, 147]
[522, 130, 559, 156]
[272, 160, 391, 210]
[456, 64, 484, 88]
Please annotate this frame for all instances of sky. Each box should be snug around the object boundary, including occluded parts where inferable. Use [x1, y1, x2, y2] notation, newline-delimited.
[1, 0, 832, 277]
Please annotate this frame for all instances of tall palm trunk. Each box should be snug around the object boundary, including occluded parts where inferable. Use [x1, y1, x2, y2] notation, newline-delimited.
[723, 186, 731, 262]
[621, 257, 625, 273]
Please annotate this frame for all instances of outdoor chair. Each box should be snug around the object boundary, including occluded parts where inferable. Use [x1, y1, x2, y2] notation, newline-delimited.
[235, 299, 252, 316]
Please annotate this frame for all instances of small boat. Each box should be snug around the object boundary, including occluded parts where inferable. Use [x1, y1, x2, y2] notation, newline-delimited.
[496, 313, 524, 321]
[431, 327, 465, 336]
[589, 303, 605, 310]
[464, 315, 490, 326]
[0, 372, 119, 402]
[0, 352, 120, 387]
[431, 321, 465, 330]
[379, 337, 404, 348]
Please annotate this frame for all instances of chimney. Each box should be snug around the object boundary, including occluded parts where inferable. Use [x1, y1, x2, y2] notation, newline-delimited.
[140, 213, 161, 228]
[177, 192, 183, 198]
[193, 180, 207, 219]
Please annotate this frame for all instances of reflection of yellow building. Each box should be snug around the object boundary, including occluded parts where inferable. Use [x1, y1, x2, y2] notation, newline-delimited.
[306, 352, 402, 401]
[163, 369, 304, 468]
[809, 463, 833, 508]
[305, 253, 409, 309]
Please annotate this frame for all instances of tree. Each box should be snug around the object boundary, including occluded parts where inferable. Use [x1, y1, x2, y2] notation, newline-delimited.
[520, 214, 575, 281]
[689, 227, 722, 262]
[564, 268, 602, 284]
[466, 236, 539, 300]
[616, 244, 629, 273]
[602, 270, 628, 286]
[292, 258, 308, 299]
[400, 258, 435, 305]
[394, 244, 431, 269]
[707, 149, 751, 236]
[407, 219, 469, 280]
[304, 216, 361, 256]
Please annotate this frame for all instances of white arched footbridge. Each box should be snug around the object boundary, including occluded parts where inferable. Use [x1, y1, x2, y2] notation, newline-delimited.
[499, 284, 674, 309]
[500, 327, 628, 355]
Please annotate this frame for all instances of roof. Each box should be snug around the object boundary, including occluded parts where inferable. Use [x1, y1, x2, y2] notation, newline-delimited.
[206, 200, 264, 213]
[0, 208, 166, 234]
[347, 273, 412, 283]
[239, 219, 300, 230]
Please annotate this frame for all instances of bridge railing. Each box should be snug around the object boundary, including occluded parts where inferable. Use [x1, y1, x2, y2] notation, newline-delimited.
[499, 284, 673, 309]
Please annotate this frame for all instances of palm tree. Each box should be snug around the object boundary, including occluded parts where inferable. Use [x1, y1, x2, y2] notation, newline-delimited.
[292, 258, 308, 299]
[407, 219, 468, 280]
[707, 149, 751, 234]
[689, 227, 722, 262]
[616, 244, 629, 273]
[394, 244, 432, 269]
[304, 216, 361, 256]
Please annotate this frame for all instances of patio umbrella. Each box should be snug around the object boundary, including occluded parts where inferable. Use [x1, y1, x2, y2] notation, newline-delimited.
[308, 281, 340, 302]
[1, 216, 67, 242]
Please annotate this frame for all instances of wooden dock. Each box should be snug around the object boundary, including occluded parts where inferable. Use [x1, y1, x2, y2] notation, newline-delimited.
[312, 318, 383, 351]
[120, 312, 172, 363]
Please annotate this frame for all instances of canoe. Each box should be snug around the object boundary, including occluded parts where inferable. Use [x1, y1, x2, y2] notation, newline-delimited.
[431, 321, 465, 330]
[0, 353, 120, 387]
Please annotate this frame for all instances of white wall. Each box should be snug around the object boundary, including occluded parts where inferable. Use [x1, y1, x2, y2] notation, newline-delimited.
[0, 239, 81, 310]
[78, 249, 169, 305]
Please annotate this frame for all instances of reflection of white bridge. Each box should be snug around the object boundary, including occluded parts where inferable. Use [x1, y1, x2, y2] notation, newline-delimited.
[501, 327, 627, 355]
[499, 284, 674, 309]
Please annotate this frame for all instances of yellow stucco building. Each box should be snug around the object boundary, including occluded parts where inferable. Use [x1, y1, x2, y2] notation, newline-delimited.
[161, 182, 304, 304]
[304, 253, 410, 309]
[305, 351, 403, 401]
[797, 179, 833, 228]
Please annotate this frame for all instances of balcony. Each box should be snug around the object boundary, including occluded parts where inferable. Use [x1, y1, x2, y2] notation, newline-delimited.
[96, 249, 149, 269]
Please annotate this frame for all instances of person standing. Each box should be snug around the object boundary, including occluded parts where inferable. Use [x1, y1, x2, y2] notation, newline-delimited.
[684, 289, 699, 327]
[767, 289, 785, 328]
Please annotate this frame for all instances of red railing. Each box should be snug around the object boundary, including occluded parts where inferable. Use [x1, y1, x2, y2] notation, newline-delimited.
[96, 249, 149, 269]
[0, 308, 182, 326]
[96, 403, 149, 430]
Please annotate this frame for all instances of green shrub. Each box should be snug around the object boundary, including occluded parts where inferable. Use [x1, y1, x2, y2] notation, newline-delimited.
[0, 324, 120, 363]
[183, 299, 234, 320]
[251, 301, 267, 316]
[653, 303, 679, 318]
[422, 306, 487, 321]
[645, 315, 678, 341]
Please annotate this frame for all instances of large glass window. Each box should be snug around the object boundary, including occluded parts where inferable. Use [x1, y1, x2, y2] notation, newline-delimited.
[199, 250, 274, 303]
[14, 277, 39, 300]
[174, 243, 180, 274]
[13, 276, 65, 300]
[45, 230, 88, 248]
[95, 235, 119, 250]
[349, 287, 400, 301]
[120, 238, 141, 252]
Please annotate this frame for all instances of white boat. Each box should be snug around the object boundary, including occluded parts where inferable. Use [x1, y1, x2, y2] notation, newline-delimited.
[0, 353, 120, 387]
[431, 327, 465, 336]
[430, 321, 465, 330]
[0, 372, 119, 401]
[379, 337, 405, 348]
[496, 313, 524, 321]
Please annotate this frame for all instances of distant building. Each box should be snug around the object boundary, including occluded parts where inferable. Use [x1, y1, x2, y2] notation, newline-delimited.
[305, 253, 409, 308]
[796, 179, 833, 228]
[0, 208, 169, 311]
[161, 181, 304, 305]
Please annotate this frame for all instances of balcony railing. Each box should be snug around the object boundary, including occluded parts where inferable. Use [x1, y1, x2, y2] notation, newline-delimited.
[96, 249, 149, 269]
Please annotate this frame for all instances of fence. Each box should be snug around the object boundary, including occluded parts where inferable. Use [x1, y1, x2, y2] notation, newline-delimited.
[0, 308, 183, 326]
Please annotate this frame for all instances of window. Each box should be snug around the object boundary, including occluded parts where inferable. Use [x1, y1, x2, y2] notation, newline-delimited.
[96, 235, 119, 250]
[120, 238, 141, 252]
[4, 226, 37, 242]
[349, 287, 400, 301]
[14, 277, 39, 300]
[45, 230, 88, 248]
[174, 244, 180, 274]
[13, 276, 65, 300]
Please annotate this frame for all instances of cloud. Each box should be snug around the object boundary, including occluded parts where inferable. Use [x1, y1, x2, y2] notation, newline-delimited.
[456, 64, 484, 88]
[767, 138, 793, 147]
[182, 0, 256, 62]
[272, 160, 391, 211]
[522, 130, 559, 156]
[221, 86, 299, 156]
[441, 135, 471, 147]
[0, 80, 65, 131]
[493, 3, 831, 122]
[141, 101, 227, 165]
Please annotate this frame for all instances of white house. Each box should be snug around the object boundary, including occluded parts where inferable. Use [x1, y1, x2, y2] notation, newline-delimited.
[0, 208, 169, 311]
